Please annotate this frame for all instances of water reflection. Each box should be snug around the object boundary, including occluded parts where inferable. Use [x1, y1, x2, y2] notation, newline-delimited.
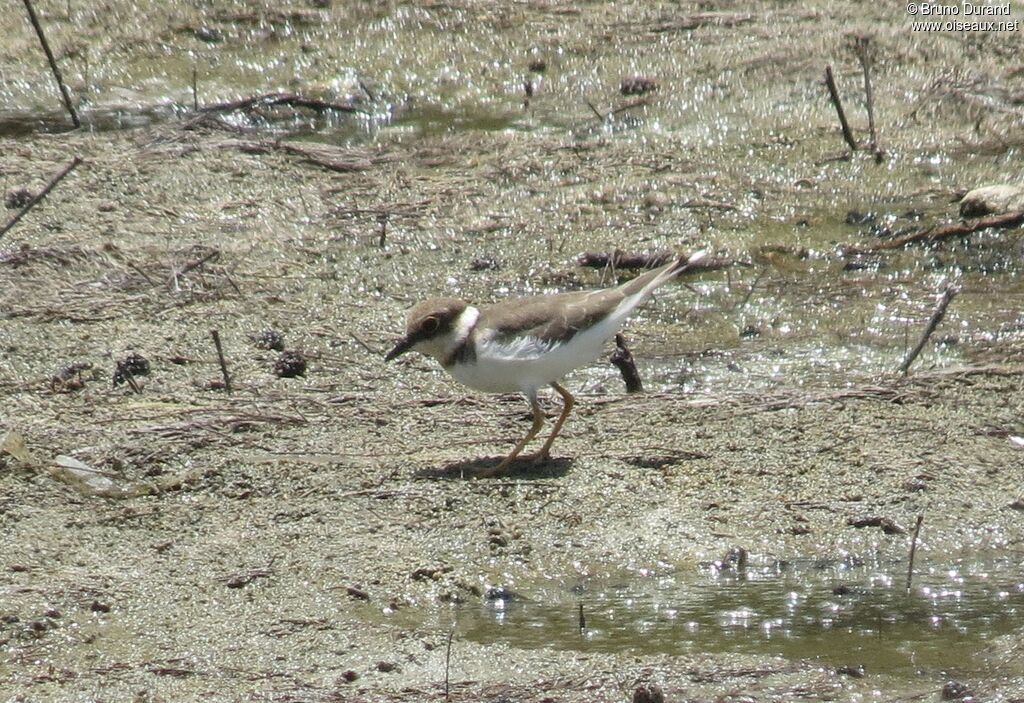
[456, 555, 1024, 674]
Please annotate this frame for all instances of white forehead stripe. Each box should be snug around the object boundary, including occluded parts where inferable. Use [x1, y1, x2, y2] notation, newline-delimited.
[454, 305, 480, 344]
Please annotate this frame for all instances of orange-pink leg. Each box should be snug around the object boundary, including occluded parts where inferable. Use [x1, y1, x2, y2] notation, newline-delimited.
[527, 382, 575, 462]
[479, 392, 545, 477]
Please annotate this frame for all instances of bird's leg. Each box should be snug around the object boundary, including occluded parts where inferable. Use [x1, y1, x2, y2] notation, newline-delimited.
[529, 382, 575, 462]
[480, 391, 544, 476]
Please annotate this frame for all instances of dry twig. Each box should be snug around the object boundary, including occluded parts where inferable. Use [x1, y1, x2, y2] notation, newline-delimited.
[21, 0, 79, 128]
[840, 210, 1024, 255]
[824, 66, 857, 152]
[898, 285, 958, 376]
[0, 157, 83, 240]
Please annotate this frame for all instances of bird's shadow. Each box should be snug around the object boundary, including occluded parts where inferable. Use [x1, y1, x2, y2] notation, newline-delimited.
[415, 455, 573, 480]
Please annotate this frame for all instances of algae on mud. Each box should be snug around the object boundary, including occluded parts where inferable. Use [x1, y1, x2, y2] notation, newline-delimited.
[2, 0, 1024, 701]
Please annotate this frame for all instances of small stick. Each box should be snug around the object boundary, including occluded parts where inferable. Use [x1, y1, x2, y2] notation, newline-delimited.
[177, 248, 220, 278]
[610, 333, 643, 393]
[736, 268, 766, 313]
[578, 603, 586, 633]
[118, 365, 142, 394]
[22, 0, 80, 128]
[824, 66, 858, 152]
[584, 98, 606, 122]
[357, 77, 376, 103]
[840, 210, 1024, 255]
[905, 514, 924, 594]
[0, 156, 82, 241]
[192, 65, 199, 111]
[210, 330, 232, 392]
[854, 36, 882, 160]
[898, 286, 958, 376]
[444, 628, 455, 701]
[377, 213, 388, 248]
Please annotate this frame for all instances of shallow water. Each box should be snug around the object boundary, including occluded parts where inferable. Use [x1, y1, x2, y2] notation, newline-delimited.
[454, 553, 1024, 676]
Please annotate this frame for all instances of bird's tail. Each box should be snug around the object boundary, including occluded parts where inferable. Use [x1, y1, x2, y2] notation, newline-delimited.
[622, 249, 707, 300]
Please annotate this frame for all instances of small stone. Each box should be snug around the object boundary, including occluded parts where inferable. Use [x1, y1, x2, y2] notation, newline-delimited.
[44, 608, 61, 619]
[4, 188, 34, 209]
[845, 210, 877, 226]
[528, 58, 547, 73]
[941, 680, 971, 700]
[837, 664, 866, 678]
[620, 76, 659, 96]
[194, 26, 223, 43]
[903, 478, 928, 492]
[9, 564, 28, 573]
[375, 661, 397, 673]
[469, 257, 500, 271]
[274, 350, 307, 378]
[90, 600, 111, 613]
[345, 585, 369, 601]
[643, 190, 671, 210]
[485, 586, 517, 602]
[632, 684, 665, 703]
[338, 670, 359, 683]
[253, 329, 285, 352]
[113, 352, 151, 387]
[959, 184, 1024, 217]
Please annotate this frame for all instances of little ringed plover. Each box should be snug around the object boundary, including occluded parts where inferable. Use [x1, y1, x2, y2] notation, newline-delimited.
[385, 249, 706, 476]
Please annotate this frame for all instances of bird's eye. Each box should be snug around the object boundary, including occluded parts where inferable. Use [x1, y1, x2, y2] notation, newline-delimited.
[422, 317, 439, 334]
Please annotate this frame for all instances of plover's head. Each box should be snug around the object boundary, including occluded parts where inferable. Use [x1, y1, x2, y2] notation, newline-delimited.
[385, 297, 470, 362]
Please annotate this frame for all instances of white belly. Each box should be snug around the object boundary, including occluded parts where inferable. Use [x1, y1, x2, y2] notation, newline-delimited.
[447, 315, 618, 394]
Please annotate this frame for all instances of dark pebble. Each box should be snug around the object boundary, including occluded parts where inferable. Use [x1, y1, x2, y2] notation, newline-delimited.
[620, 76, 659, 96]
[941, 681, 971, 700]
[4, 188, 34, 209]
[632, 684, 665, 703]
[274, 350, 307, 378]
[253, 329, 285, 352]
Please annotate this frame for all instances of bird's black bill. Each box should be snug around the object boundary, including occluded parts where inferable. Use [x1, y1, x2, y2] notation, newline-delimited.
[384, 337, 413, 361]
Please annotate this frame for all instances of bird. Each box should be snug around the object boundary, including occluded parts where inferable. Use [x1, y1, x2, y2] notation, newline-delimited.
[385, 249, 706, 475]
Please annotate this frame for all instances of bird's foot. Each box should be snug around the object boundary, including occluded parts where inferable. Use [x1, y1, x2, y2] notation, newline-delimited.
[475, 458, 513, 478]
[522, 449, 551, 464]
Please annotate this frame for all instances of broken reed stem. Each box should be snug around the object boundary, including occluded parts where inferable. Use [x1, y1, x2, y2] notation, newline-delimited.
[210, 329, 232, 392]
[584, 98, 606, 122]
[122, 368, 141, 395]
[824, 66, 858, 152]
[736, 268, 766, 313]
[854, 36, 882, 159]
[0, 156, 82, 240]
[898, 286, 958, 376]
[578, 603, 586, 633]
[357, 77, 376, 103]
[444, 628, 455, 701]
[377, 214, 388, 248]
[610, 333, 643, 393]
[192, 65, 199, 111]
[905, 514, 924, 594]
[22, 0, 80, 128]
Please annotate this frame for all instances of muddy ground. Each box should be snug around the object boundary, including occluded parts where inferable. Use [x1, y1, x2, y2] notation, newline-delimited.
[2, 1, 1024, 701]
